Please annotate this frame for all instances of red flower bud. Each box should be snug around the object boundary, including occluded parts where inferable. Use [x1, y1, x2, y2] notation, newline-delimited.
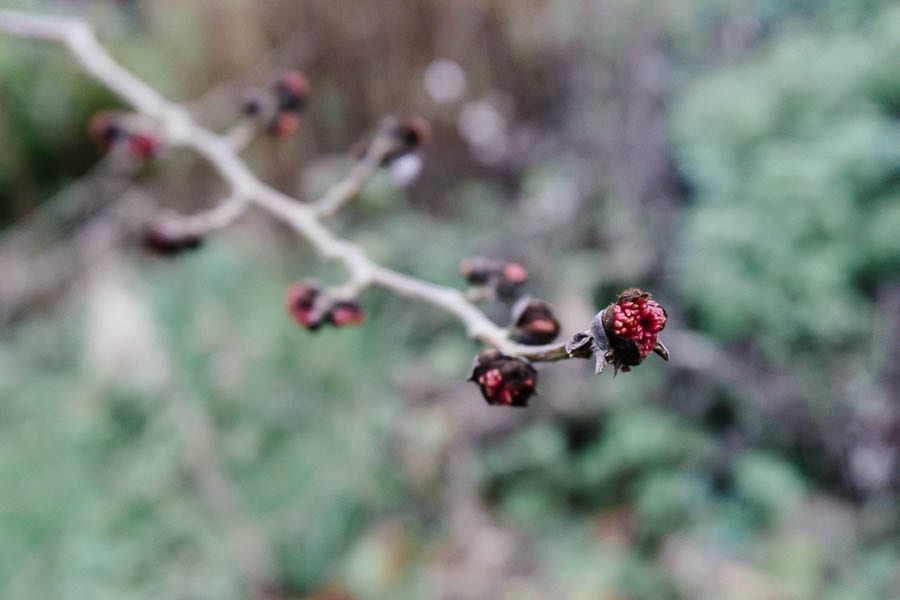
[269, 112, 302, 138]
[459, 257, 528, 301]
[327, 300, 366, 327]
[496, 262, 528, 301]
[468, 349, 538, 407]
[285, 281, 326, 331]
[142, 222, 204, 257]
[127, 132, 160, 159]
[510, 297, 560, 345]
[597, 288, 668, 373]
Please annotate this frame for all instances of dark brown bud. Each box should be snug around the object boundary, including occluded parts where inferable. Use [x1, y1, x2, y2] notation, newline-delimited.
[274, 70, 310, 113]
[391, 116, 431, 150]
[510, 297, 561, 345]
[240, 90, 264, 116]
[285, 281, 326, 331]
[468, 349, 538, 407]
[495, 262, 528, 301]
[327, 300, 366, 327]
[379, 116, 432, 165]
[88, 112, 123, 151]
[142, 222, 204, 257]
[459, 256, 501, 286]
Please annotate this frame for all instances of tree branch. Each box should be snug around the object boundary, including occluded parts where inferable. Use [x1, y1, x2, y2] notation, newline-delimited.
[0, 10, 583, 362]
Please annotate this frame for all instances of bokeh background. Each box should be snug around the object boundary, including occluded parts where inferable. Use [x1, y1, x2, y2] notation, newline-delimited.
[1, 1, 898, 598]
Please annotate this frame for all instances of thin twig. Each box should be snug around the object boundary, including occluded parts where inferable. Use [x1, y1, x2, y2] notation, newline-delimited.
[313, 133, 396, 218]
[154, 195, 250, 236]
[0, 10, 579, 362]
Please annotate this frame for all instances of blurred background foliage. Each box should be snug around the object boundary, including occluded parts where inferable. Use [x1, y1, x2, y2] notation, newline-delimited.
[0, 0, 898, 598]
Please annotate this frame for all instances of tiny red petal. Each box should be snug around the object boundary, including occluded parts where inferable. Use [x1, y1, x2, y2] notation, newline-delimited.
[503, 262, 528, 283]
[128, 133, 159, 159]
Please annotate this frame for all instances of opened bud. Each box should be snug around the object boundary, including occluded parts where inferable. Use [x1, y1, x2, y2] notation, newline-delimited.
[574, 288, 668, 374]
[510, 297, 560, 345]
[468, 349, 538, 407]
[327, 300, 366, 327]
[285, 281, 326, 331]
[142, 222, 204, 257]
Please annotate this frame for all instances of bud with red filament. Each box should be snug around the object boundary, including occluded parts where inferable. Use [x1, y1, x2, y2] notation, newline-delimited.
[510, 297, 560, 345]
[265, 71, 310, 137]
[595, 288, 668, 373]
[285, 282, 326, 331]
[468, 349, 538, 407]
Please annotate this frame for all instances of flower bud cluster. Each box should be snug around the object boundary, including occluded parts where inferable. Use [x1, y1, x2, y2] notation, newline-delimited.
[285, 281, 366, 331]
[242, 70, 310, 137]
[459, 256, 528, 301]
[89, 112, 160, 159]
